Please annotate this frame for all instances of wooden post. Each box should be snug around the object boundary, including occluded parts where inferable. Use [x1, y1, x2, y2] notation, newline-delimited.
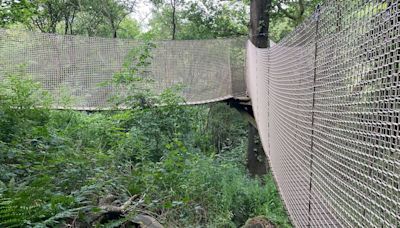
[247, 0, 271, 177]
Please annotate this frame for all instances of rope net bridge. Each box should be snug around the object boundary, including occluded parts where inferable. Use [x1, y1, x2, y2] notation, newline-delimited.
[0, 31, 247, 108]
[0, 0, 399, 227]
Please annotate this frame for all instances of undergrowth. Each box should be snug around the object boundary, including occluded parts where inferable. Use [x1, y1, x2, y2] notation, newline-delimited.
[0, 67, 290, 227]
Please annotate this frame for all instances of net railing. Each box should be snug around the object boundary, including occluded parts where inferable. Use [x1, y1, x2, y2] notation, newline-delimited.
[0, 30, 246, 109]
[247, 1, 399, 227]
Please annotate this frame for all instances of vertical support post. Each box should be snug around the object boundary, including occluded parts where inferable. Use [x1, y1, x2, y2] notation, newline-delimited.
[336, 0, 342, 33]
[308, 4, 321, 226]
[247, 0, 272, 177]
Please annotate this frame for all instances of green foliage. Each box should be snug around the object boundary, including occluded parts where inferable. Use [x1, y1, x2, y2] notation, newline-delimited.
[146, 0, 324, 42]
[0, 176, 77, 227]
[1, 0, 325, 43]
[179, 1, 249, 39]
[72, 0, 136, 38]
[0, 0, 36, 26]
[117, 17, 141, 39]
[270, 0, 324, 41]
[110, 41, 157, 108]
[0, 0, 140, 38]
[0, 67, 290, 227]
[0, 68, 51, 143]
[147, 0, 248, 40]
[206, 103, 248, 154]
[127, 140, 290, 227]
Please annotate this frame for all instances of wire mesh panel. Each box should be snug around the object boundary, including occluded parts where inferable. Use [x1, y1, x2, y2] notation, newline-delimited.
[247, 0, 399, 227]
[0, 29, 246, 109]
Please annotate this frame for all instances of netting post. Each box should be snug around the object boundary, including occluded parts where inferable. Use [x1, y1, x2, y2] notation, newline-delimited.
[307, 4, 321, 226]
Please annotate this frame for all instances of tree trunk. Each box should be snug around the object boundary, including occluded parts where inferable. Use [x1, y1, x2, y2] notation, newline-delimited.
[64, 15, 69, 35]
[111, 21, 117, 38]
[171, 0, 177, 40]
[247, 123, 269, 177]
[247, 0, 272, 177]
[250, 0, 271, 48]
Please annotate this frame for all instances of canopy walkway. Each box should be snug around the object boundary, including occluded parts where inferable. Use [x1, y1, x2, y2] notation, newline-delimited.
[0, 0, 399, 227]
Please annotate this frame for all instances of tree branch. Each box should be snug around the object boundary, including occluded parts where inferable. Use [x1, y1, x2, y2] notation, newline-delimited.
[170, 0, 176, 40]
[298, 0, 305, 18]
[276, 1, 297, 21]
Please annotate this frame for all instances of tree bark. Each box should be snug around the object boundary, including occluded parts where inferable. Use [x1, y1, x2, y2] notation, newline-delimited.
[247, 0, 271, 177]
[247, 123, 268, 177]
[250, 0, 271, 48]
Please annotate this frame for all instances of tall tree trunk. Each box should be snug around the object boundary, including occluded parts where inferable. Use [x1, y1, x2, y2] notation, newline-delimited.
[250, 0, 271, 48]
[171, 0, 176, 40]
[247, 0, 272, 177]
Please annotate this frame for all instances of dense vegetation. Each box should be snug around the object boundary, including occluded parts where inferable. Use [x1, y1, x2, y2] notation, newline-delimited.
[0, 66, 290, 227]
[0, 0, 323, 227]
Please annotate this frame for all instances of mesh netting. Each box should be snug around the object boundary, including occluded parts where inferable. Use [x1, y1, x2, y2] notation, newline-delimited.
[247, 1, 399, 227]
[0, 29, 246, 109]
[1, 0, 399, 226]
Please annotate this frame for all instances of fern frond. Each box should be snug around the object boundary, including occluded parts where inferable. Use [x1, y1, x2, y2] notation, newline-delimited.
[0, 197, 45, 227]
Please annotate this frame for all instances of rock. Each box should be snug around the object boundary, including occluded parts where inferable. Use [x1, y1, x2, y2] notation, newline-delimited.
[243, 216, 276, 228]
[131, 214, 163, 228]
